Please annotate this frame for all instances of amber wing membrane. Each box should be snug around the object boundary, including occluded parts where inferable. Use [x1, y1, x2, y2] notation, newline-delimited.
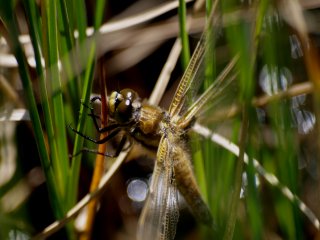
[168, 38, 206, 118]
[177, 56, 238, 128]
[168, 5, 222, 119]
[137, 136, 179, 240]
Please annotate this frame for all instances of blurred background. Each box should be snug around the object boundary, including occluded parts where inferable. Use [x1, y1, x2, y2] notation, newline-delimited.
[1, 0, 320, 239]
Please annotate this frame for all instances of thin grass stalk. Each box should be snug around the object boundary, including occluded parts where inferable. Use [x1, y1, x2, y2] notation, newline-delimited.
[203, 0, 216, 90]
[80, 62, 108, 240]
[58, 0, 80, 110]
[68, 43, 96, 209]
[94, 0, 107, 30]
[202, 0, 216, 207]
[23, 0, 59, 179]
[79, 2, 107, 238]
[178, 0, 207, 205]
[192, 138, 208, 201]
[223, 107, 248, 240]
[192, 0, 219, 222]
[242, 2, 269, 238]
[40, 0, 64, 199]
[43, 0, 69, 200]
[221, 2, 257, 238]
[66, 0, 90, 210]
[58, 0, 74, 50]
[178, 0, 190, 69]
[74, 0, 87, 43]
[245, 119, 263, 239]
[67, 0, 105, 222]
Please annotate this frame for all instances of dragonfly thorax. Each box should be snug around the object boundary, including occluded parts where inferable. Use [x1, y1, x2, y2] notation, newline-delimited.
[108, 88, 141, 124]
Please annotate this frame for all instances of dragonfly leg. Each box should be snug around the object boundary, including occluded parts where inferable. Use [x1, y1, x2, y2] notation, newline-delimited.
[82, 97, 133, 134]
[81, 98, 102, 131]
[90, 96, 102, 103]
[114, 134, 129, 157]
[88, 97, 103, 120]
[70, 133, 130, 158]
[69, 123, 121, 144]
[70, 147, 117, 158]
[80, 96, 101, 111]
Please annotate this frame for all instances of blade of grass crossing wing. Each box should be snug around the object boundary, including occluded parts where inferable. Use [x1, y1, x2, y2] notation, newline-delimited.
[178, 0, 190, 69]
[193, 2, 219, 224]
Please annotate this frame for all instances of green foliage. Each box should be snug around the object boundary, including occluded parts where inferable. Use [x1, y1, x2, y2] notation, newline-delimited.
[0, 0, 317, 239]
[0, 0, 105, 238]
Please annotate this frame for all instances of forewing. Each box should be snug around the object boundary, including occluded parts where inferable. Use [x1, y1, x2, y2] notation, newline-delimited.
[177, 56, 239, 127]
[168, 38, 206, 118]
[137, 136, 179, 240]
[168, 7, 223, 119]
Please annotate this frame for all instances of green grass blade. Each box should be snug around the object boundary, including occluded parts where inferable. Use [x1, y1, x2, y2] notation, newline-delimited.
[66, 0, 106, 211]
[23, 0, 55, 147]
[58, 0, 75, 50]
[192, 134, 208, 202]
[58, 0, 80, 109]
[221, 2, 257, 239]
[74, 0, 87, 43]
[67, 43, 96, 209]
[65, 0, 90, 210]
[0, 1, 63, 218]
[178, 0, 190, 69]
[242, 2, 269, 239]
[94, 0, 107, 29]
[42, 0, 69, 200]
[259, 5, 303, 237]
[23, 0, 65, 215]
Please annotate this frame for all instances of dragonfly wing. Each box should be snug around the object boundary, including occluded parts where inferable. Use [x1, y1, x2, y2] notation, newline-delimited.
[168, 6, 223, 118]
[177, 56, 239, 127]
[137, 136, 179, 240]
[168, 39, 206, 117]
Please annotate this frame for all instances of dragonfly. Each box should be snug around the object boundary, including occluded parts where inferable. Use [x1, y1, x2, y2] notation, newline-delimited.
[71, 16, 238, 240]
[135, 53, 238, 239]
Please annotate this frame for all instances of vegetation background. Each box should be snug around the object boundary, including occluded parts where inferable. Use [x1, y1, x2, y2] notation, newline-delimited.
[0, 0, 320, 239]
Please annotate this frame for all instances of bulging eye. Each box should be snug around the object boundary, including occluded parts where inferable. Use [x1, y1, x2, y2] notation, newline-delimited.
[120, 89, 138, 102]
[108, 91, 122, 116]
[108, 89, 139, 123]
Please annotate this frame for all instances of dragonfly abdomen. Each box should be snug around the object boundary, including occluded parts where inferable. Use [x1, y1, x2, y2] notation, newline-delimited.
[173, 142, 213, 226]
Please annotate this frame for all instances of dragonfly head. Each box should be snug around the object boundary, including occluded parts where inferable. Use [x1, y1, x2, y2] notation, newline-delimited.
[108, 89, 140, 123]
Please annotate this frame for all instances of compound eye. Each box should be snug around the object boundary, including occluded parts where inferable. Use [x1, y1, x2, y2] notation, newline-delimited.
[108, 89, 138, 123]
[108, 91, 123, 117]
[120, 89, 138, 102]
[117, 98, 133, 121]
